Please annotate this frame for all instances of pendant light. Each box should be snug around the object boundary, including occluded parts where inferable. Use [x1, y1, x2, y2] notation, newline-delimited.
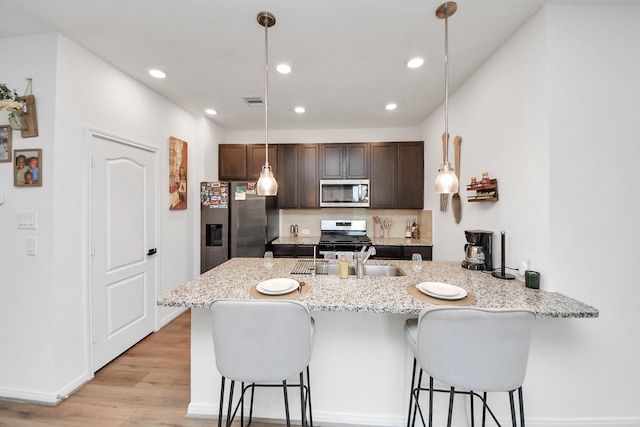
[256, 11, 278, 196]
[434, 2, 459, 194]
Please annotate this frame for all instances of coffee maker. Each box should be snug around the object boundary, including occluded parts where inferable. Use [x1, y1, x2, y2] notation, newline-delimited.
[461, 230, 493, 271]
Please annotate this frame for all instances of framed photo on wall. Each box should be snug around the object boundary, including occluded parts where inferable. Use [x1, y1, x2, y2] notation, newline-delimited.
[14, 148, 42, 187]
[169, 136, 188, 210]
[0, 125, 11, 162]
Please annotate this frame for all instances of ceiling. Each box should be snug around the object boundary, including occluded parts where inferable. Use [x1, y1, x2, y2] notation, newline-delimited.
[0, 0, 625, 131]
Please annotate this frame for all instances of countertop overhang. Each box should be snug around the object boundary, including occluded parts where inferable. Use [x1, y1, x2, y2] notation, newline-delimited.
[158, 258, 599, 318]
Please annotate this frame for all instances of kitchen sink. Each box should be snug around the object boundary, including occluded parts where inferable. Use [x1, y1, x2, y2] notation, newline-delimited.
[316, 263, 406, 277]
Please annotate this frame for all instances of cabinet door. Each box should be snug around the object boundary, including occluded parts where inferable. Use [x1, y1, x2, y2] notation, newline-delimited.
[277, 145, 300, 208]
[219, 145, 247, 181]
[273, 244, 295, 258]
[397, 142, 424, 209]
[247, 144, 278, 181]
[295, 245, 316, 258]
[403, 246, 432, 261]
[372, 245, 403, 259]
[370, 143, 398, 208]
[320, 144, 344, 179]
[299, 144, 320, 208]
[345, 143, 369, 179]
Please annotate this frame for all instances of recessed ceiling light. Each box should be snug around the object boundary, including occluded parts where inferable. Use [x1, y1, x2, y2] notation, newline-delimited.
[407, 58, 424, 69]
[205, 109, 218, 115]
[386, 103, 397, 111]
[294, 106, 305, 114]
[148, 68, 167, 79]
[276, 64, 292, 74]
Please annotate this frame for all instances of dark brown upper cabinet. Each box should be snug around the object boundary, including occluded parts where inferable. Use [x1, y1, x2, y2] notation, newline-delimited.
[370, 141, 424, 209]
[277, 144, 319, 209]
[218, 144, 277, 182]
[247, 145, 278, 181]
[320, 143, 369, 180]
[218, 144, 247, 181]
[397, 141, 424, 209]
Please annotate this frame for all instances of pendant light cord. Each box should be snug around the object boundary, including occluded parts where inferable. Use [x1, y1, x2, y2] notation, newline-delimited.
[264, 17, 270, 167]
[443, 4, 450, 163]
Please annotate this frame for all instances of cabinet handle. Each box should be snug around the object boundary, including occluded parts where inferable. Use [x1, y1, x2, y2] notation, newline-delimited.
[147, 248, 157, 256]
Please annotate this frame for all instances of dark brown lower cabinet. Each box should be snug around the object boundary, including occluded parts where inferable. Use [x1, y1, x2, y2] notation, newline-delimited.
[373, 245, 432, 261]
[273, 244, 432, 260]
[272, 244, 316, 258]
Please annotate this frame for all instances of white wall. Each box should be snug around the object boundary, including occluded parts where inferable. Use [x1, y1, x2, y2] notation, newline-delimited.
[0, 33, 204, 403]
[421, 5, 639, 423]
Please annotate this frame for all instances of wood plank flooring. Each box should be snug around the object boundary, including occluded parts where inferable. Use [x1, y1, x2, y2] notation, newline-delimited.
[0, 310, 281, 427]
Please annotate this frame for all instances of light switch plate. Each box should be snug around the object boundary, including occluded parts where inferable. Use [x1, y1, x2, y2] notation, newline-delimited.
[17, 211, 37, 229]
[26, 237, 37, 256]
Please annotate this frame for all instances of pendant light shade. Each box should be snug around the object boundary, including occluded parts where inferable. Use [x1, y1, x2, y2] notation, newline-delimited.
[256, 11, 278, 196]
[434, 2, 459, 194]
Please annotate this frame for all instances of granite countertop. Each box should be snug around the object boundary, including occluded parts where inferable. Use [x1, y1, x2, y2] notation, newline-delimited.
[157, 258, 599, 318]
[272, 236, 433, 246]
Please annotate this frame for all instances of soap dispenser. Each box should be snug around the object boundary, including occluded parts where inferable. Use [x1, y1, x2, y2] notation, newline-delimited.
[338, 255, 349, 279]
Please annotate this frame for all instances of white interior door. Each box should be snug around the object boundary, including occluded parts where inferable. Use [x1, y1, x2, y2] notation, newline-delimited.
[90, 131, 157, 371]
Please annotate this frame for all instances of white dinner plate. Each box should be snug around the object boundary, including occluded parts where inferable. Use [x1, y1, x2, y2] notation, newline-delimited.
[417, 282, 467, 300]
[256, 278, 299, 295]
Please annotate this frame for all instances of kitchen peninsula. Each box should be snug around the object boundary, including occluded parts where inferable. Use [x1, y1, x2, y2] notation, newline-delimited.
[158, 258, 598, 425]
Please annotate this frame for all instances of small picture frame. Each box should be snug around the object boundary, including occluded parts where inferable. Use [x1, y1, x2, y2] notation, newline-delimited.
[14, 148, 42, 187]
[0, 125, 11, 163]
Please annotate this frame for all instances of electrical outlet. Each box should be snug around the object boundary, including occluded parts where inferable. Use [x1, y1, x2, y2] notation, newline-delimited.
[301, 229, 310, 235]
[519, 259, 529, 275]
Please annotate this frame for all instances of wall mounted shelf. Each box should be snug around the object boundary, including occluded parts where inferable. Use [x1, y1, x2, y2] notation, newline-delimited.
[466, 179, 499, 202]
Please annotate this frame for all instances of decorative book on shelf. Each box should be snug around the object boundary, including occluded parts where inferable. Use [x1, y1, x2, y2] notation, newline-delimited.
[466, 179, 499, 202]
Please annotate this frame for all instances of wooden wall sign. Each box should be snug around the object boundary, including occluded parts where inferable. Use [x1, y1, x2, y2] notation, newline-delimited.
[17, 95, 38, 138]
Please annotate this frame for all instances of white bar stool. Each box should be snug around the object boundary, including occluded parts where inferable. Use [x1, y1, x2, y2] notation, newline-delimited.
[405, 306, 535, 427]
[210, 299, 315, 427]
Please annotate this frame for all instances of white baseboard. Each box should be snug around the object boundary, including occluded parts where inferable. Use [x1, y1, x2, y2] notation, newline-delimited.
[0, 372, 91, 406]
[185, 403, 640, 427]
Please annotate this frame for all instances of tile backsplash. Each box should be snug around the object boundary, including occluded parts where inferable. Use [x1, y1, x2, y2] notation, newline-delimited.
[280, 208, 432, 241]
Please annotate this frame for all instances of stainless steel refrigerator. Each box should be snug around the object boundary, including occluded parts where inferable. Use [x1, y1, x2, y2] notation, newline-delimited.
[200, 182, 279, 273]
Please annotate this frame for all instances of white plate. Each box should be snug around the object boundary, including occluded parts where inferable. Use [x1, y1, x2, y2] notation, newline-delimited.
[417, 282, 467, 300]
[257, 278, 299, 295]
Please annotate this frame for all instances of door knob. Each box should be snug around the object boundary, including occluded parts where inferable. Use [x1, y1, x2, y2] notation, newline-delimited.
[147, 248, 157, 256]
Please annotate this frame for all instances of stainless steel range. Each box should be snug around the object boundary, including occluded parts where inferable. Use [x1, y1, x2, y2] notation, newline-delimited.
[318, 219, 372, 254]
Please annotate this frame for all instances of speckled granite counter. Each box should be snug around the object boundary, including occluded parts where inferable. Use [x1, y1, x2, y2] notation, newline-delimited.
[166, 258, 598, 424]
[157, 258, 598, 318]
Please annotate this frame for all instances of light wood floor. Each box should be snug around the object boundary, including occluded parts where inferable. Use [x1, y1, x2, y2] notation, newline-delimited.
[0, 310, 283, 427]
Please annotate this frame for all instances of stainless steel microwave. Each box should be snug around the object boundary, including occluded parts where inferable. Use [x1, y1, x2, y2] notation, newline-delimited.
[320, 179, 370, 208]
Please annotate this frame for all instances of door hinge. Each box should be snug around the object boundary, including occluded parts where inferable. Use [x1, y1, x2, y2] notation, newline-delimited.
[91, 244, 95, 256]
[91, 156, 95, 169]
[92, 331, 96, 344]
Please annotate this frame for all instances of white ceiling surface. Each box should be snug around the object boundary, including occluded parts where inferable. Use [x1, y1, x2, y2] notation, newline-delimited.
[1, 0, 632, 131]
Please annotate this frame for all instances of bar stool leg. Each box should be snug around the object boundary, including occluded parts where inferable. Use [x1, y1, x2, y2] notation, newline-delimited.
[283, 380, 291, 427]
[470, 390, 475, 427]
[509, 390, 517, 427]
[519, 387, 525, 427]
[218, 377, 225, 427]
[407, 358, 417, 427]
[427, 376, 433, 427]
[482, 392, 487, 427]
[226, 380, 235, 427]
[307, 366, 314, 427]
[447, 386, 455, 427]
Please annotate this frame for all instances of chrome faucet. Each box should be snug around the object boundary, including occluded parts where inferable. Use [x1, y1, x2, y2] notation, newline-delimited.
[357, 246, 376, 279]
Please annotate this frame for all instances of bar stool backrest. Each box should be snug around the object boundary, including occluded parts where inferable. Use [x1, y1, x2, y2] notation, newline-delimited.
[416, 307, 535, 392]
[210, 299, 314, 384]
